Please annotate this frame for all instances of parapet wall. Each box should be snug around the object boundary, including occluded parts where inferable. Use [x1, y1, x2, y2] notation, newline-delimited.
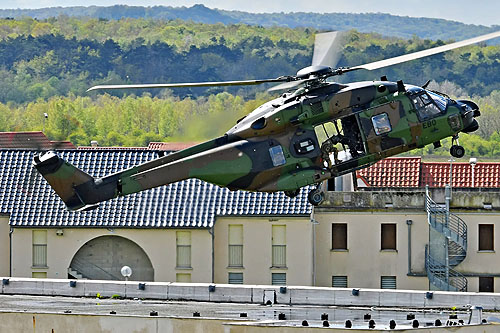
[3, 277, 500, 310]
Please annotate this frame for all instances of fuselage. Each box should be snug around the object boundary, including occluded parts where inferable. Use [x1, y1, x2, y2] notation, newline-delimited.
[182, 80, 479, 192]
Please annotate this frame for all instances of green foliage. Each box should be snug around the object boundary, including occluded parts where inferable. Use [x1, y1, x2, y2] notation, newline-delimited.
[0, 15, 498, 158]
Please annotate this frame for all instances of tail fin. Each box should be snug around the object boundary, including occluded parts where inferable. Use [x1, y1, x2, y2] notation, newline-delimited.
[33, 152, 100, 211]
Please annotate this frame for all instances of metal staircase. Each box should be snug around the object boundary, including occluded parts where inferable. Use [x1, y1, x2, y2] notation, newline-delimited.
[68, 257, 121, 280]
[425, 187, 468, 291]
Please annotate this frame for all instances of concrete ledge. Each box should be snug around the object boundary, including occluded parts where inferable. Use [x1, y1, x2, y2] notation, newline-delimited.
[125, 281, 170, 299]
[167, 283, 210, 301]
[3, 277, 500, 310]
[208, 284, 253, 303]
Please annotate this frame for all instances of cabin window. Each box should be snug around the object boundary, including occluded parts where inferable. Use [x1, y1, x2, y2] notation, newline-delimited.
[269, 145, 286, 167]
[371, 113, 392, 135]
[412, 92, 443, 120]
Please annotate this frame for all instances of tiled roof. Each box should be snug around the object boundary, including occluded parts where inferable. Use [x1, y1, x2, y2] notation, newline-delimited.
[357, 157, 421, 188]
[0, 132, 75, 149]
[147, 142, 198, 151]
[78, 146, 147, 150]
[0, 149, 311, 229]
[421, 162, 500, 188]
[357, 157, 500, 188]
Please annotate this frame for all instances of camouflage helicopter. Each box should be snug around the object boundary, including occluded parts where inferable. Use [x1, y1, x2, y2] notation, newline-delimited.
[34, 30, 500, 210]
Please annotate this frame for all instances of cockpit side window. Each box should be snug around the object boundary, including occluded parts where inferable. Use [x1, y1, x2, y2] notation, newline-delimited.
[412, 92, 443, 121]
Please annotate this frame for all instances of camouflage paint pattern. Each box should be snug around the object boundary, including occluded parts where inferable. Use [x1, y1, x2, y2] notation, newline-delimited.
[34, 80, 480, 211]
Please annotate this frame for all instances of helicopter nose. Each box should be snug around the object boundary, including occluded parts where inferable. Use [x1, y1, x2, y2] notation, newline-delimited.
[458, 100, 480, 133]
[462, 118, 479, 133]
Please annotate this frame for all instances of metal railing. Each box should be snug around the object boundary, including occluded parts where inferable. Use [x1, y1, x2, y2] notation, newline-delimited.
[425, 188, 468, 291]
[70, 257, 121, 280]
[425, 245, 467, 292]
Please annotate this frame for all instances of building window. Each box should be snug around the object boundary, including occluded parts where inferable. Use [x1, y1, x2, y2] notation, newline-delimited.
[381, 276, 396, 289]
[332, 276, 348, 288]
[332, 223, 347, 250]
[32, 230, 47, 267]
[272, 225, 286, 267]
[32, 272, 47, 278]
[176, 231, 191, 268]
[479, 224, 494, 251]
[176, 273, 191, 283]
[228, 272, 243, 284]
[272, 273, 286, 285]
[479, 277, 494, 292]
[381, 224, 396, 250]
[228, 224, 243, 267]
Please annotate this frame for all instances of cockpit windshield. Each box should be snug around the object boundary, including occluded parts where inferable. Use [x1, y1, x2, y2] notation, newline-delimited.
[428, 91, 448, 111]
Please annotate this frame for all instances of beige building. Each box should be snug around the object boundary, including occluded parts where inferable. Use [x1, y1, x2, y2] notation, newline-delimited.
[2, 147, 500, 293]
[0, 148, 311, 286]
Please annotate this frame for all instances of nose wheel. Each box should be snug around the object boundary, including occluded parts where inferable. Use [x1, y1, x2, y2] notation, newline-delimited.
[450, 136, 465, 158]
[308, 188, 325, 206]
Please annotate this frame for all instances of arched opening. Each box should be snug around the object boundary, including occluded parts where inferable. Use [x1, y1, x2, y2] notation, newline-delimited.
[68, 235, 154, 281]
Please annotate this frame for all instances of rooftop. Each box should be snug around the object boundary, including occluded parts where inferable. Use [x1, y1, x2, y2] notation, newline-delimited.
[0, 131, 75, 149]
[0, 149, 310, 228]
[357, 157, 500, 189]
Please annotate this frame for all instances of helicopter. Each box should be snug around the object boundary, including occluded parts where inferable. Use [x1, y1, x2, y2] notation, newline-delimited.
[33, 30, 500, 210]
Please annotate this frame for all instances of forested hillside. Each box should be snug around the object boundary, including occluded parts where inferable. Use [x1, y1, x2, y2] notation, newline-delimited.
[0, 18, 498, 104]
[0, 15, 498, 158]
[0, 4, 498, 41]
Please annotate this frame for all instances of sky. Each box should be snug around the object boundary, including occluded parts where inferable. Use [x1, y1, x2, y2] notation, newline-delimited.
[1, 0, 498, 27]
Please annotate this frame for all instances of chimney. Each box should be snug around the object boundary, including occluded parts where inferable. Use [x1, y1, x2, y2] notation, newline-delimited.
[90, 140, 98, 147]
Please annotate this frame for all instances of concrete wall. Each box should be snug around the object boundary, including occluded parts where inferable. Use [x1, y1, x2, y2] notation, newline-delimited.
[314, 211, 429, 290]
[3, 278, 500, 310]
[0, 312, 231, 333]
[0, 311, 496, 333]
[214, 216, 312, 286]
[0, 215, 9, 276]
[11, 228, 212, 283]
[454, 212, 500, 292]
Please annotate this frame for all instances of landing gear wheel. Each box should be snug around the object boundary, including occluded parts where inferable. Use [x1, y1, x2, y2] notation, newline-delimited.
[450, 145, 465, 158]
[284, 189, 300, 198]
[308, 189, 324, 206]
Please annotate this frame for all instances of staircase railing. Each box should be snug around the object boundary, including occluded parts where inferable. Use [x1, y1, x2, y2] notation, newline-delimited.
[70, 257, 121, 280]
[425, 188, 468, 291]
[425, 245, 467, 292]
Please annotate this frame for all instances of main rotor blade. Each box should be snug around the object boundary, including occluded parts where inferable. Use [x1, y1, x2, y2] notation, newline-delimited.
[87, 78, 287, 92]
[312, 31, 346, 68]
[352, 30, 500, 71]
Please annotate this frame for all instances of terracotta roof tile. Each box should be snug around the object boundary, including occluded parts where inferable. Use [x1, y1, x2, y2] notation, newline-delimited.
[0, 132, 75, 149]
[147, 142, 198, 151]
[357, 157, 421, 187]
[358, 157, 500, 189]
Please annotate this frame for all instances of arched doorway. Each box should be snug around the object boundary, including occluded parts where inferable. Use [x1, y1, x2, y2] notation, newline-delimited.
[68, 235, 154, 281]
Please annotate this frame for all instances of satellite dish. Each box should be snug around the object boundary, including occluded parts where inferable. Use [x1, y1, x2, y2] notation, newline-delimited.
[121, 266, 132, 279]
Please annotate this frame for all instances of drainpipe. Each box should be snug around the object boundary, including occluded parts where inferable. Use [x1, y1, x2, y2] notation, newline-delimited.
[9, 227, 13, 277]
[209, 226, 215, 283]
[406, 220, 413, 275]
[310, 210, 318, 286]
